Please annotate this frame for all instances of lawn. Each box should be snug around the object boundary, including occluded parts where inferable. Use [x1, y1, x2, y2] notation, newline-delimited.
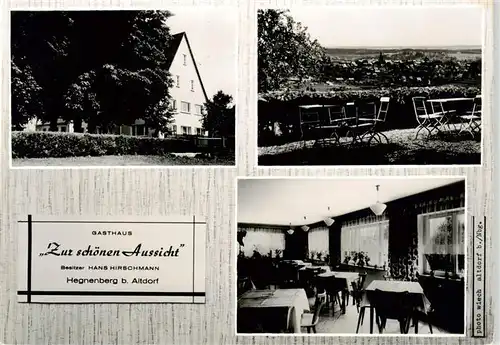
[12, 153, 235, 167]
[258, 128, 481, 165]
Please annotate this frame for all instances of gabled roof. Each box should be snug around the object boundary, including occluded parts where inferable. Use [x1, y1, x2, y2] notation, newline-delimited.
[165, 33, 184, 69]
[165, 32, 209, 102]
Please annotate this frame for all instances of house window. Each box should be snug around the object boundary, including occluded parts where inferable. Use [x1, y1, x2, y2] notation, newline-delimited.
[171, 99, 177, 111]
[195, 104, 203, 115]
[181, 101, 190, 113]
[418, 208, 465, 276]
[181, 126, 192, 135]
[341, 220, 389, 268]
[176, 75, 180, 88]
[133, 125, 146, 136]
[190, 80, 194, 91]
[308, 228, 329, 258]
[60, 126, 67, 132]
[196, 128, 203, 136]
[183, 54, 187, 66]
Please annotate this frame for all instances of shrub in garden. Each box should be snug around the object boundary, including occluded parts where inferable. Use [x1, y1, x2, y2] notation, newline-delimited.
[258, 85, 480, 146]
[11, 131, 196, 158]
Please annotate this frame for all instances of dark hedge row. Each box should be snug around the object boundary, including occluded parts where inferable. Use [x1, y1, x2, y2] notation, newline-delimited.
[258, 85, 480, 146]
[12, 131, 198, 158]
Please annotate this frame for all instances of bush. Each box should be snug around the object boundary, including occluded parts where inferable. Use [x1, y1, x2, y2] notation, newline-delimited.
[258, 85, 480, 146]
[11, 131, 197, 158]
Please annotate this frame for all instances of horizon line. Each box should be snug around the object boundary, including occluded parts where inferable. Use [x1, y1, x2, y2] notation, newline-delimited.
[324, 45, 482, 49]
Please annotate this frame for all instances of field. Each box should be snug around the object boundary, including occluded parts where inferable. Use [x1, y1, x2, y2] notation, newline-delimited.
[324, 47, 482, 61]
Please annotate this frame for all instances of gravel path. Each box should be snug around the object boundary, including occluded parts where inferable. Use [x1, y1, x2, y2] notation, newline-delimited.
[258, 127, 481, 165]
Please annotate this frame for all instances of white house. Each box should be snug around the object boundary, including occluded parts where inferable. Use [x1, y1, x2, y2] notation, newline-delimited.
[22, 32, 209, 137]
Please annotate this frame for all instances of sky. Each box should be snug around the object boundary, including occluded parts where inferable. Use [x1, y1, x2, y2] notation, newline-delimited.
[238, 177, 464, 225]
[287, 6, 482, 48]
[167, 7, 237, 100]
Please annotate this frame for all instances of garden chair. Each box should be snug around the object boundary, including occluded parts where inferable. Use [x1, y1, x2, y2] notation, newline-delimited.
[298, 105, 321, 149]
[347, 98, 390, 144]
[412, 97, 446, 139]
[365, 97, 390, 144]
[313, 104, 345, 147]
[346, 101, 373, 144]
[459, 95, 481, 138]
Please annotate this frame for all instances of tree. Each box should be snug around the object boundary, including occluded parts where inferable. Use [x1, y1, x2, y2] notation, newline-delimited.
[202, 91, 234, 138]
[258, 9, 327, 93]
[11, 59, 43, 130]
[11, 10, 175, 132]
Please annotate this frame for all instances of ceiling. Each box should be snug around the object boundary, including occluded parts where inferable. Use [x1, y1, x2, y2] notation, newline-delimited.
[237, 177, 464, 226]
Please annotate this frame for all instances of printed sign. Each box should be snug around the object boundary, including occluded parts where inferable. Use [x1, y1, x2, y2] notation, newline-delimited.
[17, 215, 206, 303]
[472, 215, 486, 337]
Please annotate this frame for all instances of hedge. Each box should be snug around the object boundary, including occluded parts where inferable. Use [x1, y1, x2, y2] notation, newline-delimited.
[12, 131, 198, 158]
[258, 85, 481, 146]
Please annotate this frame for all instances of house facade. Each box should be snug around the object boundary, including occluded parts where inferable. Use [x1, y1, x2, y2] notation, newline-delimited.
[22, 32, 209, 138]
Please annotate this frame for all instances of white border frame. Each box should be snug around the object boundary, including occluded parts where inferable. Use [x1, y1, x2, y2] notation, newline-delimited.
[254, 5, 487, 169]
[234, 175, 468, 337]
[7, 5, 239, 170]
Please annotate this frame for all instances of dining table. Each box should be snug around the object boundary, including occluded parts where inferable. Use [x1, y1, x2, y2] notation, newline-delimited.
[361, 280, 432, 334]
[238, 289, 310, 333]
[426, 97, 475, 131]
[317, 271, 360, 314]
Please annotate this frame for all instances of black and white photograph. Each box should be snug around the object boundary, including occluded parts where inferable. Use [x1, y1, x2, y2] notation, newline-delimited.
[237, 177, 465, 334]
[11, 9, 237, 167]
[257, 7, 483, 166]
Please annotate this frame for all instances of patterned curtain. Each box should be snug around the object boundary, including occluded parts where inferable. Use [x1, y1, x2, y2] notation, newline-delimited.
[388, 190, 465, 281]
[308, 226, 329, 255]
[341, 220, 389, 267]
[237, 226, 286, 258]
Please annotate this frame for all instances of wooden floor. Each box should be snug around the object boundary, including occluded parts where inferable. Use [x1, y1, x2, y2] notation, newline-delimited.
[305, 296, 450, 335]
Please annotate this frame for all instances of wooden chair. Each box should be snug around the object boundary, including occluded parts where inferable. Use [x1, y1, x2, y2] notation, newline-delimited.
[301, 292, 327, 333]
[370, 289, 414, 334]
[350, 273, 367, 311]
[325, 278, 345, 311]
[237, 277, 256, 297]
[411, 306, 434, 334]
[355, 291, 372, 333]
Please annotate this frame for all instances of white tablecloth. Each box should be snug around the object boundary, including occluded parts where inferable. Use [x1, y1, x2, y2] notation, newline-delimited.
[238, 289, 310, 333]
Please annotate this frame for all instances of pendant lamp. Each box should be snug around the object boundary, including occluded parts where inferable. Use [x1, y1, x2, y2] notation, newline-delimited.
[369, 184, 387, 216]
[323, 207, 335, 226]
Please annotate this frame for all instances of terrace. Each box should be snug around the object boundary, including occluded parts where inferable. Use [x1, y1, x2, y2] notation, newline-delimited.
[258, 90, 481, 165]
[237, 178, 466, 334]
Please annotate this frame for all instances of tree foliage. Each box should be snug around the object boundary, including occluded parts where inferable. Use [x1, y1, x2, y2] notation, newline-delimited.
[11, 59, 43, 130]
[202, 91, 234, 138]
[11, 10, 175, 132]
[258, 9, 326, 93]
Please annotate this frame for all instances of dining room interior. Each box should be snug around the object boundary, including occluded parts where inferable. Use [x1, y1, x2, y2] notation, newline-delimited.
[236, 177, 466, 335]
